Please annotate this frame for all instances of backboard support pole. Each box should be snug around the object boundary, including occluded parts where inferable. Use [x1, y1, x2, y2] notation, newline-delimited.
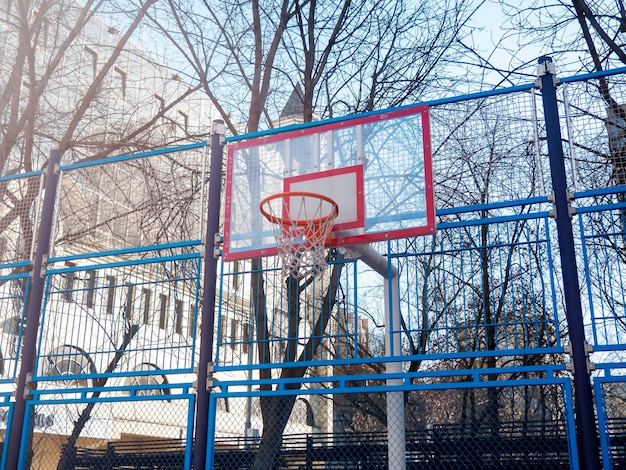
[353, 244, 407, 470]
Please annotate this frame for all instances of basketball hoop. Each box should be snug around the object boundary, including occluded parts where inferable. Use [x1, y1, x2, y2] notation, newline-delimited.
[260, 191, 339, 278]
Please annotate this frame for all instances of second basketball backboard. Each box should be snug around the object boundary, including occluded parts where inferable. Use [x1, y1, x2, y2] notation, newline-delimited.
[223, 104, 435, 260]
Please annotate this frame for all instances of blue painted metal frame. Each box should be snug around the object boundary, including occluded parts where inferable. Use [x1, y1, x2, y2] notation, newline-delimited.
[575, 188, 626, 351]
[207, 366, 579, 469]
[593, 365, 626, 470]
[0, 394, 14, 470]
[0, 170, 45, 182]
[34, 247, 202, 381]
[59, 141, 207, 171]
[7, 66, 626, 470]
[21, 385, 196, 469]
[215, 194, 564, 373]
[0, 272, 29, 382]
[48, 240, 203, 264]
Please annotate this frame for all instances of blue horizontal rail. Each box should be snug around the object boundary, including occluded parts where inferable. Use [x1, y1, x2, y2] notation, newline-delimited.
[48, 240, 203, 264]
[59, 141, 207, 171]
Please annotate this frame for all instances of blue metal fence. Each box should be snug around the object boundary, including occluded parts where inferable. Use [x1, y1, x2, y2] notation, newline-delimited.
[0, 271, 28, 383]
[2, 64, 626, 468]
[595, 367, 626, 470]
[0, 143, 208, 468]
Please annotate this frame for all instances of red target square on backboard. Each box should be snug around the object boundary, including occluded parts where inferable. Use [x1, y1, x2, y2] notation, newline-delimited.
[284, 165, 365, 235]
[223, 104, 435, 261]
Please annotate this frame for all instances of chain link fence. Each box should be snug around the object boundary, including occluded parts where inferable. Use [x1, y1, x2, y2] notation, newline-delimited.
[24, 390, 194, 469]
[207, 378, 575, 469]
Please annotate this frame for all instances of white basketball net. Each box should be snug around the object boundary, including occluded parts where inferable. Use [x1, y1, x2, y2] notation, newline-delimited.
[260, 192, 338, 278]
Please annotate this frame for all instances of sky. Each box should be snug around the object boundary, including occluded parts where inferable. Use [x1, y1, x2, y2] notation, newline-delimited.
[465, 1, 593, 87]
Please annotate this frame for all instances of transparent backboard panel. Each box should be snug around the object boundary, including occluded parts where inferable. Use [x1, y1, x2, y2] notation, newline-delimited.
[224, 105, 435, 260]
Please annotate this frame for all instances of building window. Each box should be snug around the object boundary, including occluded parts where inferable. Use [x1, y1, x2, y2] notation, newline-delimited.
[83, 46, 97, 77]
[230, 318, 238, 343]
[175, 299, 183, 335]
[85, 270, 95, 308]
[125, 284, 135, 321]
[219, 318, 226, 344]
[188, 302, 196, 337]
[47, 345, 94, 387]
[63, 261, 76, 302]
[39, 17, 49, 47]
[106, 275, 116, 315]
[114, 66, 127, 97]
[125, 363, 169, 396]
[242, 322, 250, 354]
[159, 293, 168, 329]
[142, 288, 151, 324]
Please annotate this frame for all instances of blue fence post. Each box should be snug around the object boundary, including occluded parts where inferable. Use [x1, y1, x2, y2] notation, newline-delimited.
[193, 120, 225, 470]
[5, 149, 62, 469]
[537, 56, 601, 470]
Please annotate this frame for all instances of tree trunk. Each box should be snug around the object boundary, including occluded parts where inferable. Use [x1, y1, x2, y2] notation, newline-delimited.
[55, 324, 139, 470]
[251, 394, 298, 470]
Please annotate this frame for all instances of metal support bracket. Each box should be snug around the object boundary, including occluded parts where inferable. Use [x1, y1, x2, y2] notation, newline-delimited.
[212, 121, 226, 147]
[563, 342, 595, 373]
[213, 233, 222, 259]
[564, 341, 593, 357]
[206, 362, 215, 392]
[564, 342, 572, 356]
[23, 373, 36, 400]
[535, 60, 560, 88]
[212, 120, 226, 136]
[548, 202, 576, 219]
[39, 254, 48, 279]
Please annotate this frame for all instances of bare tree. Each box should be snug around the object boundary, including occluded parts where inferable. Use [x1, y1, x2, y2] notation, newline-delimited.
[1, 0, 209, 265]
[1, 1, 212, 466]
[142, 0, 481, 466]
[497, 1, 626, 190]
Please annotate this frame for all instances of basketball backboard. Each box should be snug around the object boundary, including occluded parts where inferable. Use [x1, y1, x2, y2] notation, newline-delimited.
[223, 104, 435, 261]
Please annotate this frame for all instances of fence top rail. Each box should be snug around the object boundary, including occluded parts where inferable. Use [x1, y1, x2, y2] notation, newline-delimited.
[0, 260, 32, 271]
[29, 382, 195, 400]
[574, 185, 626, 200]
[214, 363, 568, 393]
[59, 141, 207, 171]
[560, 64, 626, 84]
[48, 239, 203, 264]
[225, 83, 537, 144]
[437, 210, 552, 230]
[436, 196, 550, 216]
[216, 347, 565, 374]
[225, 65, 626, 145]
[0, 169, 44, 182]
